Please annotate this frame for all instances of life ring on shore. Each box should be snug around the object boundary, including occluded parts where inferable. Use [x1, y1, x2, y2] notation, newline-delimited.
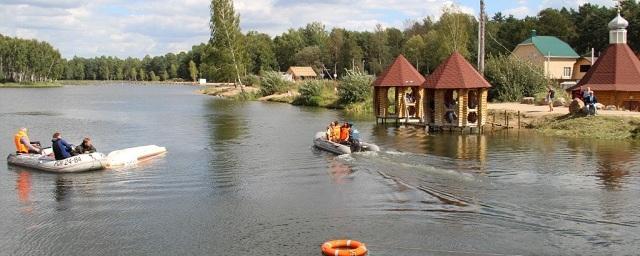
[321, 240, 367, 256]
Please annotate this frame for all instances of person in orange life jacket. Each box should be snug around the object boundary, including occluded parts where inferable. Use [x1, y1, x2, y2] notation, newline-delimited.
[51, 132, 74, 160]
[331, 121, 341, 142]
[326, 123, 334, 140]
[14, 128, 41, 154]
[339, 122, 350, 143]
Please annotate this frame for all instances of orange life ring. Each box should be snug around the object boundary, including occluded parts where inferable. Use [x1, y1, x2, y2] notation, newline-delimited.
[321, 240, 367, 256]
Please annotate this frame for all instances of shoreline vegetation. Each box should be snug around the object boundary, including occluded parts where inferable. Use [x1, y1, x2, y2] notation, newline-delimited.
[201, 81, 640, 140]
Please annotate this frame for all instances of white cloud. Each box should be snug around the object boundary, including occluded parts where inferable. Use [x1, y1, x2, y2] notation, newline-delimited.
[503, 6, 531, 18]
[0, 0, 618, 59]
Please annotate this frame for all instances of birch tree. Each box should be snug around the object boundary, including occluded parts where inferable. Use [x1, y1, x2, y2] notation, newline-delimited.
[208, 0, 248, 87]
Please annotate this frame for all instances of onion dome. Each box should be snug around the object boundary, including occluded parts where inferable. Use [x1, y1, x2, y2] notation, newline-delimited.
[608, 12, 629, 30]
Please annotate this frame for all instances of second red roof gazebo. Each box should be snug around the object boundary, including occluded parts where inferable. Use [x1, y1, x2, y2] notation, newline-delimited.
[372, 55, 425, 123]
[422, 52, 491, 128]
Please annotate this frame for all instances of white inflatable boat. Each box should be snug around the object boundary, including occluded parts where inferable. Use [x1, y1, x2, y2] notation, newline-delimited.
[7, 145, 167, 172]
[7, 148, 107, 173]
[106, 145, 167, 167]
[313, 132, 380, 155]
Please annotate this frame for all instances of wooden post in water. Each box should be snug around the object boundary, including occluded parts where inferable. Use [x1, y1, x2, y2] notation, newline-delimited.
[504, 110, 507, 128]
[517, 111, 521, 129]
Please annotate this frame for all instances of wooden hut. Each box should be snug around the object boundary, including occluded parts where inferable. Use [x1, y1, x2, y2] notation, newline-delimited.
[423, 52, 491, 129]
[372, 55, 425, 124]
[285, 66, 317, 81]
[568, 12, 640, 110]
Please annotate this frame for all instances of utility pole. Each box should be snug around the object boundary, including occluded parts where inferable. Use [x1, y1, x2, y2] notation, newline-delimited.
[477, 0, 486, 74]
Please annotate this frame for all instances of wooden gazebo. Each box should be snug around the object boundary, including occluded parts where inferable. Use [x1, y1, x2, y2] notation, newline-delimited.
[423, 52, 491, 129]
[372, 55, 426, 124]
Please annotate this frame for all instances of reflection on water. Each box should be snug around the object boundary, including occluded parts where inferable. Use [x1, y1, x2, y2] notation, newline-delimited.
[0, 85, 639, 255]
[17, 171, 31, 204]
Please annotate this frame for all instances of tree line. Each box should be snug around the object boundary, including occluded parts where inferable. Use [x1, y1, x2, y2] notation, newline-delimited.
[2, 1, 639, 84]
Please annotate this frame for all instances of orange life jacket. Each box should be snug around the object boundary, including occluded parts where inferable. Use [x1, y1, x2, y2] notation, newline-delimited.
[340, 127, 350, 141]
[332, 126, 341, 141]
[14, 131, 29, 153]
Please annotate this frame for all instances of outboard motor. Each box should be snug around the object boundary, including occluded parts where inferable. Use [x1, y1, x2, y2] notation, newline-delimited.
[349, 128, 362, 152]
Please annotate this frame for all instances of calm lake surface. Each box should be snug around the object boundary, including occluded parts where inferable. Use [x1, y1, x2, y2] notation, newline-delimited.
[0, 84, 638, 255]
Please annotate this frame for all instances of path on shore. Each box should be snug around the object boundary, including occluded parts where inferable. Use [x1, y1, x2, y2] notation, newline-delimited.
[489, 103, 640, 117]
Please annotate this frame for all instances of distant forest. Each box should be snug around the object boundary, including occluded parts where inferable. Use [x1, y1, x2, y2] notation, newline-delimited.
[1, 1, 639, 83]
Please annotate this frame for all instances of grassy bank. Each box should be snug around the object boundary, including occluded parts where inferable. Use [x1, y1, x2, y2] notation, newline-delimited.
[0, 81, 63, 88]
[529, 114, 640, 140]
[200, 71, 375, 115]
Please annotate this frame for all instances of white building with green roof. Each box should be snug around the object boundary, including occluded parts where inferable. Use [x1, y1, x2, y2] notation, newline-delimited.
[512, 30, 580, 81]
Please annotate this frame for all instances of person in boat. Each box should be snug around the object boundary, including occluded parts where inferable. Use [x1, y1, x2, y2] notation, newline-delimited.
[339, 122, 350, 143]
[51, 132, 74, 160]
[14, 127, 41, 154]
[75, 138, 97, 154]
[326, 124, 334, 141]
[348, 123, 362, 152]
[331, 121, 341, 142]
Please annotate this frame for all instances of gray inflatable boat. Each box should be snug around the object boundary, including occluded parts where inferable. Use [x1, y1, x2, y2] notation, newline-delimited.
[313, 132, 380, 155]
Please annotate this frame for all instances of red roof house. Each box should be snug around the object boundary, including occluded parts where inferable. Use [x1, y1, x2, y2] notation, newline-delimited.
[373, 55, 425, 122]
[568, 12, 640, 110]
[422, 52, 491, 128]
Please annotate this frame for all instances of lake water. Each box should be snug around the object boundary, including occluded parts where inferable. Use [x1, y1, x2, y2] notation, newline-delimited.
[0, 84, 638, 255]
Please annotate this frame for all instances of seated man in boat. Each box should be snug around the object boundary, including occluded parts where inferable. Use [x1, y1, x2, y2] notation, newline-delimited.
[14, 128, 41, 154]
[348, 123, 362, 152]
[339, 122, 350, 143]
[51, 132, 75, 160]
[75, 138, 97, 154]
[331, 121, 341, 142]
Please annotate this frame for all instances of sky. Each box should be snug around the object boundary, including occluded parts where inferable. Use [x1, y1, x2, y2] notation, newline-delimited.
[0, 0, 616, 59]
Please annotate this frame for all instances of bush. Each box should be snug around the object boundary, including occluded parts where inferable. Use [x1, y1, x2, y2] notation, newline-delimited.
[297, 80, 336, 106]
[338, 70, 374, 105]
[298, 80, 324, 106]
[259, 71, 293, 96]
[242, 74, 260, 87]
[485, 54, 550, 102]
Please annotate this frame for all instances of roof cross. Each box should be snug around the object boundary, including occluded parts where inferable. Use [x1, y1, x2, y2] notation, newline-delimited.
[614, 0, 624, 13]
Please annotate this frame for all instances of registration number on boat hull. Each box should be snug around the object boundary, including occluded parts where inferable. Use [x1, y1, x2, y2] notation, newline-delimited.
[53, 156, 82, 167]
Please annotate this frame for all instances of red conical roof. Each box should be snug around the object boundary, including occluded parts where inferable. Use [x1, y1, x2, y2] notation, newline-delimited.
[573, 44, 640, 91]
[373, 55, 425, 87]
[423, 52, 491, 89]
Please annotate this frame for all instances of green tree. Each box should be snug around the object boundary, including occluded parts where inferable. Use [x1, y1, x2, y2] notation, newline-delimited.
[139, 68, 147, 81]
[149, 71, 159, 81]
[402, 35, 426, 73]
[188, 60, 198, 82]
[274, 29, 305, 70]
[245, 31, 278, 73]
[207, 0, 248, 85]
[130, 67, 137, 81]
[294, 46, 323, 72]
[485, 54, 550, 102]
[536, 8, 577, 44]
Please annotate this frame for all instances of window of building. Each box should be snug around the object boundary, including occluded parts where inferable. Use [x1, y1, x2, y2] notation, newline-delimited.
[563, 67, 572, 78]
[579, 65, 591, 72]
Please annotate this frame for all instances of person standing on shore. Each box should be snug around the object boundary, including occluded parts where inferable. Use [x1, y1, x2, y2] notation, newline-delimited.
[547, 87, 555, 112]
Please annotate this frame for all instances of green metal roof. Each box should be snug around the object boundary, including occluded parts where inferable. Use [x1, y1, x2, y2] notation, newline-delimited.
[520, 36, 580, 58]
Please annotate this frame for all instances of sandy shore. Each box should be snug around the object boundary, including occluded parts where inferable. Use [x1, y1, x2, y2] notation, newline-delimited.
[489, 103, 640, 117]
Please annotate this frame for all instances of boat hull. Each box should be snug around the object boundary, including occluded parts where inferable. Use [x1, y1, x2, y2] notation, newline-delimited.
[7, 152, 107, 173]
[313, 132, 380, 155]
